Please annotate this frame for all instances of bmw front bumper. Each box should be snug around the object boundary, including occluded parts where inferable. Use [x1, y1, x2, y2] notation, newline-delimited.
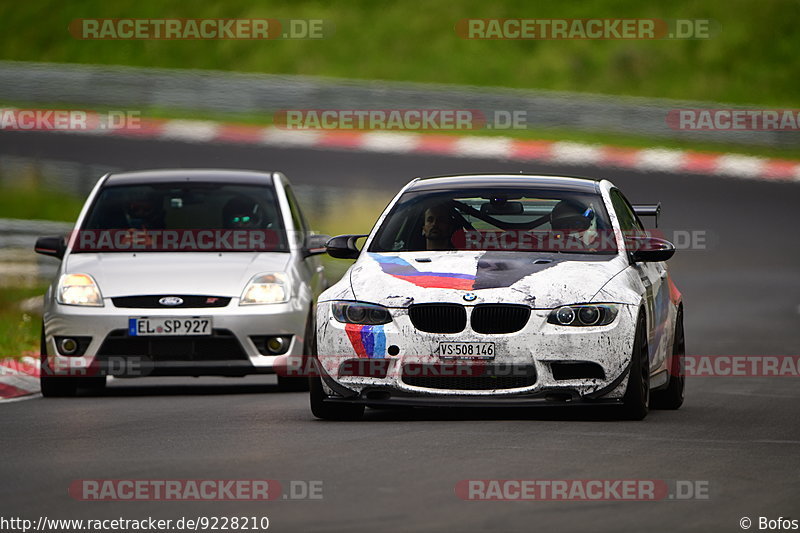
[315, 302, 640, 402]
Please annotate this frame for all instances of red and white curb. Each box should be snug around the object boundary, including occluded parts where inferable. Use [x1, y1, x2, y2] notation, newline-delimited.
[0, 356, 40, 400]
[2, 109, 800, 182]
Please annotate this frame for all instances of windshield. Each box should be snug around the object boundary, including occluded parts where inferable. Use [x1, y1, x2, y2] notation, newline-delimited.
[369, 188, 617, 254]
[76, 182, 288, 252]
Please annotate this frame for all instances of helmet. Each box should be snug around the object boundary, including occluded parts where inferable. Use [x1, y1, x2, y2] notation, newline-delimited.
[223, 196, 263, 228]
[550, 200, 594, 232]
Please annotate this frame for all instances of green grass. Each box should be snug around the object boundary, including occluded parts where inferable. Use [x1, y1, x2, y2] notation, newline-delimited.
[0, 0, 798, 107]
[307, 190, 391, 282]
[0, 286, 46, 359]
[0, 185, 78, 358]
[0, 184, 84, 222]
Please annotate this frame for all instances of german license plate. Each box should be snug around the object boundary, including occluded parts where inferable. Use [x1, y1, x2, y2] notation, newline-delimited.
[439, 342, 495, 359]
[129, 317, 212, 336]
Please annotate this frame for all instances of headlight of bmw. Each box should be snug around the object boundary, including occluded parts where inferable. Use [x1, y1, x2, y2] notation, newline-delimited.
[547, 304, 619, 327]
[240, 272, 290, 305]
[57, 273, 104, 307]
[332, 301, 392, 325]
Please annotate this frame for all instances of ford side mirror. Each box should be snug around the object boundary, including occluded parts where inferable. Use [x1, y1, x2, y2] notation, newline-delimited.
[34, 235, 66, 260]
[304, 234, 332, 257]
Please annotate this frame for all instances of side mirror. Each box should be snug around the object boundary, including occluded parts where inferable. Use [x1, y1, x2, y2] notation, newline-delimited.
[629, 236, 675, 263]
[303, 234, 331, 257]
[34, 235, 66, 260]
[326, 234, 367, 260]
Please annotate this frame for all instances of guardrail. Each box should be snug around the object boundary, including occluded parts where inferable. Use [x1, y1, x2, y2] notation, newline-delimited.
[0, 218, 70, 284]
[0, 218, 73, 249]
[0, 155, 117, 199]
[1, 60, 796, 148]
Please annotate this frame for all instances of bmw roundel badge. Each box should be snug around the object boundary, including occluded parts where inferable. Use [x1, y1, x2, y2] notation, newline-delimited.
[462, 293, 477, 302]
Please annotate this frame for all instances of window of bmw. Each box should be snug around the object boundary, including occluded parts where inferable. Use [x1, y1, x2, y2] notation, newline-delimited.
[369, 188, 618, 254]
[609, 188, 644, 233]
[77, 182, 289, 252]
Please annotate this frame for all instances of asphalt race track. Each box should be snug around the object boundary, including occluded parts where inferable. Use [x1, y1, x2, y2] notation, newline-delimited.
[1, 130, 799, 532]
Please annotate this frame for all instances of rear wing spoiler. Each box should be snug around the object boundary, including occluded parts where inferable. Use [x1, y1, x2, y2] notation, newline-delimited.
[632, 203, 661, 227]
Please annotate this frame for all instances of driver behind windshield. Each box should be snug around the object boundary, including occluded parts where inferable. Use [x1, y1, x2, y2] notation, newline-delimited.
[421, 204, 459, 250]
[369, 189, 617, 254]
[124, 193, 164, 230]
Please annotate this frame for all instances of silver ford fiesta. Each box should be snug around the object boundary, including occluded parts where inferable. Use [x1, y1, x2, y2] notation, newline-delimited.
[34, 169, 329, 396]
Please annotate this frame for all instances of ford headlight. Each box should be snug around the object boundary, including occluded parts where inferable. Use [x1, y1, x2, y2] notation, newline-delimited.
[332, 301, 392, 325]
[547, 304, 619, 327]
[240, 272, 290, 305]
[57, 274, 104, 307]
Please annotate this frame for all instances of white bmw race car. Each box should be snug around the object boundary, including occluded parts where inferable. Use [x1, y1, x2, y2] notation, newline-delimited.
[310, 174, 685, 420]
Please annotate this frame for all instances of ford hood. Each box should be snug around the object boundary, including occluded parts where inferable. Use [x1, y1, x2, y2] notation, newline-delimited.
[63, 252, 291, 298]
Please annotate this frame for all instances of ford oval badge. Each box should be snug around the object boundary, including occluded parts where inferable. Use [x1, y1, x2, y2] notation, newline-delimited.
[159, 296, 184, 306]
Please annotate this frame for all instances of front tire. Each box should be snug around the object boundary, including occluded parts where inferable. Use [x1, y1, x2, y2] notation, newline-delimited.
[620, 312, 649, 420]
[651, 307, 685, 410]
